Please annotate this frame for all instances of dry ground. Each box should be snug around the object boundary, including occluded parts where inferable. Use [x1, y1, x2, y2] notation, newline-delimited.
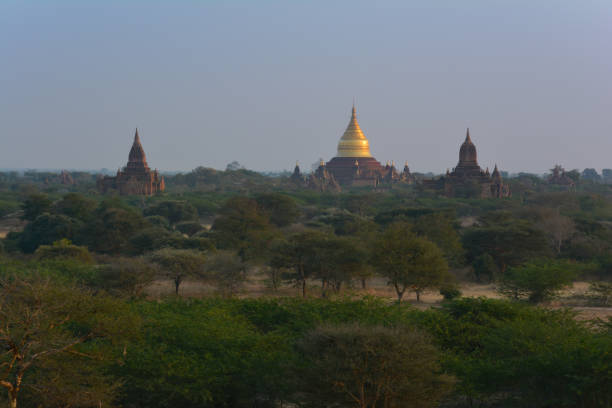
[145, 270, 612, 320]
[0, 213, 26, 239]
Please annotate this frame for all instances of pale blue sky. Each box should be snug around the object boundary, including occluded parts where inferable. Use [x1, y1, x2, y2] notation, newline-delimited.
[1, 1, 611, 173]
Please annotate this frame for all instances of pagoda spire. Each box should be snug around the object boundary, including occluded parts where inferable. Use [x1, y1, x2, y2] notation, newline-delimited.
[465, 128, 471, 143]
[127, 127, 148, 169]
[336, 104, 372, 158]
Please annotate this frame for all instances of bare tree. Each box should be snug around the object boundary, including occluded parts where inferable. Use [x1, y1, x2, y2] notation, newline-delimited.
[537, 208, 575, 254]
[205, 251, 248, 297]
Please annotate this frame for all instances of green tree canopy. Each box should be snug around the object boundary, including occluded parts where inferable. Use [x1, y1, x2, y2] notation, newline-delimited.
[462, 221, 550, 274]
[149, 248, 208, 295]
[372, 223, 451, 302]
[19, 213, 79, 253]
[211, 196, 272, 259]
[297, 324, 454, 408]
[144, 200, 198, 225]
[20, 192, 52, 221]
[498, 260, 580, 303]
[52, 193, 96, 221]
[255, 193, 300, 227]
[34, 238, 93, 264]
[0, 276, 140, 408]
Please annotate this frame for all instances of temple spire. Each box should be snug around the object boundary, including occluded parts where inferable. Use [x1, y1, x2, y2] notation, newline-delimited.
[128, 128, 148, 168]
[336, 104, 372, 158]
[465, 128, 471, 143]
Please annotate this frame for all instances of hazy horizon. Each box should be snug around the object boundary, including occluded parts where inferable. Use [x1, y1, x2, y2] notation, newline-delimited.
[1, 1, 611, 174]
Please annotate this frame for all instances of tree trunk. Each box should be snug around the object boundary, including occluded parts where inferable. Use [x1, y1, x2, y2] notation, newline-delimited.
[361, 278, 367, 289]
[9, 389, 17, 408]
[302, 279, 306, 298]
[174, 276, 181, 295]
[394, 283, 405, 303]
[416, 290, 421, 302]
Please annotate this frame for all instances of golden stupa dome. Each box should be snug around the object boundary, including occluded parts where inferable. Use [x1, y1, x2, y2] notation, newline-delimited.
[336, 106, 373, 158]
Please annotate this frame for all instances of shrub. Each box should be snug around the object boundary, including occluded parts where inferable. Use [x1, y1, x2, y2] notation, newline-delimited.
[440, 284, 462, 300]
[498, 260, 579, 303]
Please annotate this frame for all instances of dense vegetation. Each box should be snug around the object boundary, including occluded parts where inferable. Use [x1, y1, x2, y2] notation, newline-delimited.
[1, 168, 611, 407]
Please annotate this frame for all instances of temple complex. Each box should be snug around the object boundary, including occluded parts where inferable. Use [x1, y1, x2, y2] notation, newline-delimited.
[547, 165, 576, 189]
[291, 106, 413, 190]
[424, 129, 510, 198]
[97, 129, 165, 195]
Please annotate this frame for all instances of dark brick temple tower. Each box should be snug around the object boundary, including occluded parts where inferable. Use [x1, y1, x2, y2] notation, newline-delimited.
[97, 129, 165, 195]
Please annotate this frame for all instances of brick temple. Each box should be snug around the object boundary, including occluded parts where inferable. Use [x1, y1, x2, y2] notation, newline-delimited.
[424, 129, 510, 198]
[97, 129, 165, 195]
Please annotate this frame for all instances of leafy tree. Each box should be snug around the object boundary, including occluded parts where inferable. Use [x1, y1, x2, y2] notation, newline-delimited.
[144, 200, 198, 225]
[119, 300, 292, 408]
[314, 236, 368, 296]
[149, 248, 207, 295]
[34, 238, 93, 263]
[95, 257, 158, 298]
[0, 276, 140, 408]
[414, 212, 464, 266]
[255, 193, 300, 227]
[145, 215, 171, 228]
[211, 196, 272, 258]
[270, 231, 326, 297]
[425, 298, 612, 407]
[0, 200, 19, 218]
[297, 324, 454, 408]
[323, 213, 379, 237]
[128, 227, 174, 254]
[342, 193, 376, 217]
[19, 213, 79, 253]
[472, 253, 498, 283]
[372, 223, 450, 302]
[462, 221, 549, 274]
[205, 251, 248, 297]
[52, 192, 96, 221]
[498, 260, 579, 302]
[175, 221, 204, 236]
[81, 202, 148, 253]
[20, 192, 51, 221]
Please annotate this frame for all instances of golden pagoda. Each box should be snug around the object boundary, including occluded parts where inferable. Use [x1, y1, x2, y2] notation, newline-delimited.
[325, 105, 385, 185]
[292, 104, 414, 189]
[336, 106, 373, 158]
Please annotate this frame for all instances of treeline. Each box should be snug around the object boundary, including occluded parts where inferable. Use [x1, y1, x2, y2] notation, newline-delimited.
[3, 188, 612, 301]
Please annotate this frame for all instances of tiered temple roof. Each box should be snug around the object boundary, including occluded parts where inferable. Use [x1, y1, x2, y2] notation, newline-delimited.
[97, 129, 165, 196]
